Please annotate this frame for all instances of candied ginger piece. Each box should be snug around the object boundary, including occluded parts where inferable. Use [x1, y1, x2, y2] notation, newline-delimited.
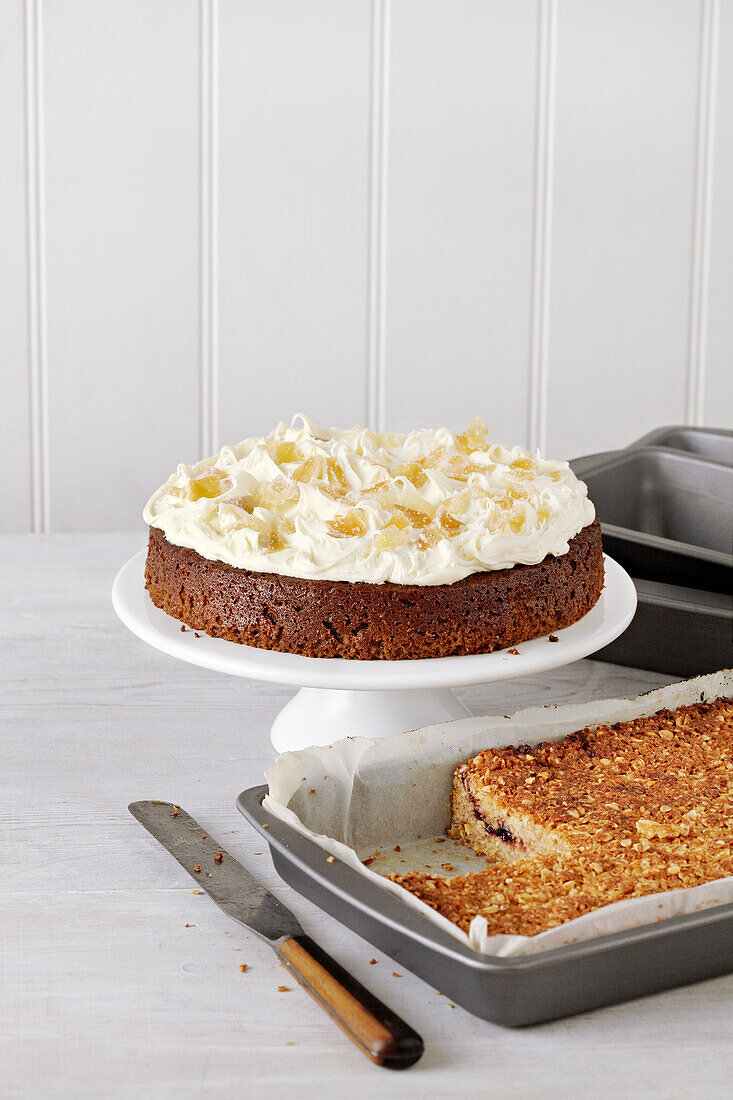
[423, 447, 446, 469]
[393, 462, 428, 489]
[443, 490, 470, 516]
[363, 485, 398, 508]
[416, 527, 442, 551]
[267, 529, 288, 552]
[325, 458, 349, 494]
[271, 441, 300, 465]
[232, 513, 268, 537]
[227, 493, 254, 513]
[456, 417, 489, 454]
[256, 477, 298, 511]
[437, 506, 464, 536]
[510, 456, 537, 478]
[374, 524, 409, 550]
[442, 455, 483, 482]
[190, 471, 231, 500]
[397, 506, 432, 529]
[327, 511, 367, 538]
[293, 455, 349, 496]
[293, 455, 326, 483]
[507, 508, 526, 534]
[385, 510, 410, 530]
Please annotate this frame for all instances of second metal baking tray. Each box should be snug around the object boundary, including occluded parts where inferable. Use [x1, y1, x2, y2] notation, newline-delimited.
[237, 785, 733, 1027]
[595, 578, 732, 676]
[571, 447, 732, 593]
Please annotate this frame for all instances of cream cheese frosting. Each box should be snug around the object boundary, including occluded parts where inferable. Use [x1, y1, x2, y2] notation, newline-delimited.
[143, 414, 596, 586]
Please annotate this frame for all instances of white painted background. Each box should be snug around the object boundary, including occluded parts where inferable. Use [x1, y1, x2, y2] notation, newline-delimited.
[2, 0, 731, 534]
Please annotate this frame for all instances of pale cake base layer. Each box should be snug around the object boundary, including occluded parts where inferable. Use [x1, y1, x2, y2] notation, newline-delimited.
[449, 777, 569, 864]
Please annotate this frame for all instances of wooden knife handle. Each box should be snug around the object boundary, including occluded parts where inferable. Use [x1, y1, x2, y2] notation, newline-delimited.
[278, 935, 424, 1069]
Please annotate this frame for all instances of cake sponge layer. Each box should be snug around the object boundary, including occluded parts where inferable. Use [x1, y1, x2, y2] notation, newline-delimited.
[144, 517, 603, 660]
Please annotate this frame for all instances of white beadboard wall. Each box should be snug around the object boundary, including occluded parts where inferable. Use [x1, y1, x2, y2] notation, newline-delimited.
[2, 0, 731, 534]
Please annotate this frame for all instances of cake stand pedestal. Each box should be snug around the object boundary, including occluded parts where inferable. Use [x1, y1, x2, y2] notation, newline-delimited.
[112, 551, 636, 754]
[270, 686, 471, 751]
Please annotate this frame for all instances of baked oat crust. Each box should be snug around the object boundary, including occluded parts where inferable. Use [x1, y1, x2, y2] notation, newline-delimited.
[388, 697, 733, 935]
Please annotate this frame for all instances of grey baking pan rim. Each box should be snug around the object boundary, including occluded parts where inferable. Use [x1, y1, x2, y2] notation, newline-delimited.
[573, 428, 733, 469]
[237, 784, 733, 1023]
[600, 521, 731, 568]
[572, 444, 732, 492]
[633, 577, 733, 617]
[631, 425, 733, 466]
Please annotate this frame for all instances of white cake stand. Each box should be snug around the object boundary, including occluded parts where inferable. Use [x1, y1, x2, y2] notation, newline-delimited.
[112, 550, 636, 753]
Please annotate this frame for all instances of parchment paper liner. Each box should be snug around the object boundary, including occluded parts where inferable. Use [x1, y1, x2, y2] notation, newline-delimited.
[265, 670, 733, 957]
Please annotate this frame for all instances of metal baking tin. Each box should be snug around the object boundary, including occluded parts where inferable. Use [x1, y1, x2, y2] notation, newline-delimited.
[595, 578, 732, 677]
[237, 785, 733, 1026]
[631, 426, 733, 466]
[571, 447, 732, 594]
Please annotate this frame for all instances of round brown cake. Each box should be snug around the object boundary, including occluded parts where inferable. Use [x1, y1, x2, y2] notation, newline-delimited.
[142, 416, 604, 660]
[144, 517, 603, 660]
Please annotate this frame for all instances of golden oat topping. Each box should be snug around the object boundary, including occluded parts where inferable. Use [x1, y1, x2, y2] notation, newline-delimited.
[388, 698, 733, 936]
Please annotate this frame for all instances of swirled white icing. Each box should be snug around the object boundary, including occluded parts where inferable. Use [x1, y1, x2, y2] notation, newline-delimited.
[143, 414, 596, 586]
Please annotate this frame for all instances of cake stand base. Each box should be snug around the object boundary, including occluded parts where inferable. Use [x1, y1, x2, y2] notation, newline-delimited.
[270, 686, 471, 753]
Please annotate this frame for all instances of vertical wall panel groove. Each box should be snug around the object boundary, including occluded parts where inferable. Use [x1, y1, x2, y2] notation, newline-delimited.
[200, 0, 218, 455]
[366, 0, 390, 432]
[2, 0, 33, 532]
[527, 0, 557, 454]
[704, 0, 733, 427]
[25, 0, 49, 532]
[686, 0, 719, 426]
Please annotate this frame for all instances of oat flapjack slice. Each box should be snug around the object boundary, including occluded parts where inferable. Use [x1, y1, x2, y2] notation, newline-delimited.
[387, 699, 733, 937]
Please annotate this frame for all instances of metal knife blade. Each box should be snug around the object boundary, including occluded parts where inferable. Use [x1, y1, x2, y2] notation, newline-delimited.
[129, 800, 301, 942]
[130, 799, 424, 1068]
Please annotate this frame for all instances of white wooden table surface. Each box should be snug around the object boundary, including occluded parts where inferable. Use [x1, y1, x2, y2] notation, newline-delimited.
[4, 534, 732, 1099]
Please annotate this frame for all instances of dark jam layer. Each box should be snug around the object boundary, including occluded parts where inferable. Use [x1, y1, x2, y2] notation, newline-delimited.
[461, 771, 524, 848]
[486, 821, 516, 845]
